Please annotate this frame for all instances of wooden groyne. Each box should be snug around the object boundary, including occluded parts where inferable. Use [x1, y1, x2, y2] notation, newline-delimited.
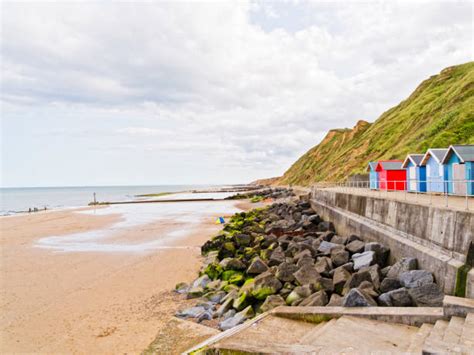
[89, 198, 219, 206]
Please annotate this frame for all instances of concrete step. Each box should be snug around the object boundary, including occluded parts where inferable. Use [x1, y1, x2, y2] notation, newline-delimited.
[444, 295, 474, 317]
[421, 318, 474, 355]
[407, 323, 433, 354]
[298, 318, 337, 345]
[443, 316, 465, 344]
[187, 314, 420, 354]
[422, 319, 450, 354]
[302, 315, 418, 353]
[428, 319, 450, 340]
[460, 313, 474, 348]
[205, 312, 321, 353]
[185, 307, 471, 354]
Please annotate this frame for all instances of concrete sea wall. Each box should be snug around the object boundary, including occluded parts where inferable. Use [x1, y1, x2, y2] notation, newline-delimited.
[309, 188, 474, 297]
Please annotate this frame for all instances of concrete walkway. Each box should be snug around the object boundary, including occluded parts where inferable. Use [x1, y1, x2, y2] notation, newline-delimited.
[186, 301, 474, 354]
[209, 315, 419, 354]
[318, 187, 474, 212]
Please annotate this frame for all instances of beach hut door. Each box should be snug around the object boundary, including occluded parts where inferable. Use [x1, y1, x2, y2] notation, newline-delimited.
[409, 166, 416, 191]
[453, 163, 466, 195]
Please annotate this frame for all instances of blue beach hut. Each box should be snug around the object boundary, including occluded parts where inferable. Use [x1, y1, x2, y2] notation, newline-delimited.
[367, 162, 379, 189]
[441, 145, 474, 196]
[420, 148, 448, 193]
[402, 154, 426, 192]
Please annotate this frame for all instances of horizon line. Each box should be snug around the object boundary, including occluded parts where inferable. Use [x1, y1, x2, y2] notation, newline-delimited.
[0, 183, 251, 189]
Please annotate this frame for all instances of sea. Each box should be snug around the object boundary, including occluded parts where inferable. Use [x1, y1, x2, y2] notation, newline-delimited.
[0, 185, 219, 216]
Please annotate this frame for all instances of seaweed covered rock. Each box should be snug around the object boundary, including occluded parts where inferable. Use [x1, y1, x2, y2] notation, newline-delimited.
[234, 233, 252, 247]
[285, 285, 313, 306]
[203, 263, 223, 280]
[201, 235, 226, 255]
[222, 270, 244, 285]
[220, 258, 246, 271]
[187, 286, 205, 299]
[252, 272, 283, 300]
[175, 194, 444, 330]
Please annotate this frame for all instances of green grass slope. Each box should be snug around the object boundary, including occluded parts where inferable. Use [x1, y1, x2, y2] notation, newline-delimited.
[279, 62, 474, 186]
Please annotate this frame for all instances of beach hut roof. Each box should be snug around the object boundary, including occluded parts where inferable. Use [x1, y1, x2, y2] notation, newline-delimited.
[401, 154, 424, 168]
[376, 161, 404, 171]
[367, 162, 378, 172]
[441, 145, 474, 164]
[420, 148, 448, 165]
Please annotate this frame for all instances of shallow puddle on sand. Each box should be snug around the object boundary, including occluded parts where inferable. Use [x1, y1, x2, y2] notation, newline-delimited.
[35, 196, 240, 253]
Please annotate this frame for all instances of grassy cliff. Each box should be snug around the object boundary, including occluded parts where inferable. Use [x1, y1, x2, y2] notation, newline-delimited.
[278, 62, 474, 186]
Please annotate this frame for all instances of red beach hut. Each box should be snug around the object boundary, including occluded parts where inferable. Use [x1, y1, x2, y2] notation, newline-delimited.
[375, 160, 407, 191]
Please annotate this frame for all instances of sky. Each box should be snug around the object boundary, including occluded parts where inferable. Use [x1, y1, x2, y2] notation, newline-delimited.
[1, 0, 472, 187]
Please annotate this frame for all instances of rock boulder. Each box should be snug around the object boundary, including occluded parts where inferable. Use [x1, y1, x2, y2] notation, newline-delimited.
[342, 288, 377, 307]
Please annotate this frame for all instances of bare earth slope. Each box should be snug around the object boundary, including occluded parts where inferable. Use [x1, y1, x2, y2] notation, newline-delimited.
[279, 62, 474, 186]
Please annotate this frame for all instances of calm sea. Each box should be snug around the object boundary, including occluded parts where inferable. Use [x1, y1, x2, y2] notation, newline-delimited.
[0, 185, 215, 215]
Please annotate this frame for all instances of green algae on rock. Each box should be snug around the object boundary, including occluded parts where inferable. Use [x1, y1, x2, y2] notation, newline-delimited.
[175, 193, 445, 331]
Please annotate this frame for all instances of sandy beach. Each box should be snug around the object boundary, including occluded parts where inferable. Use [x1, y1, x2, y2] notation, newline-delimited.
[0, 199, 254, 354]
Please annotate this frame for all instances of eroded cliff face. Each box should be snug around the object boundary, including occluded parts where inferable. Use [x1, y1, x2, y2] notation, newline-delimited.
[250, 177, 281, 186]
[275, 62, 474, 186]
[278, 120, 371, 185]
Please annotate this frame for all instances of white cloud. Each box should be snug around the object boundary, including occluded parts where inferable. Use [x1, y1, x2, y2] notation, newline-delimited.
[1, 1, 472, 186]
[116, 127, 175, 137]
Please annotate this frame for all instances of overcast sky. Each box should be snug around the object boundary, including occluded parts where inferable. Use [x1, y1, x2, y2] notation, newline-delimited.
[1, 1, 472, 187]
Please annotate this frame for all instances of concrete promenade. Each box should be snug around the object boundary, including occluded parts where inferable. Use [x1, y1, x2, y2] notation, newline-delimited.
[319, 186, 474, 212]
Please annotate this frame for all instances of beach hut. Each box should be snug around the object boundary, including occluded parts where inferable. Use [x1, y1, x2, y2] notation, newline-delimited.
[441, 145, 474, 196]
[420, 148, 448, 193]
[375, 160, 406, 191]
[401, 154, 426, 192]
[367, 162, 379, 189]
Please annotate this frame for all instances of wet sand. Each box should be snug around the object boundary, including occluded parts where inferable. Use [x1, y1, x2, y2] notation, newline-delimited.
[0, 200, 255, 354]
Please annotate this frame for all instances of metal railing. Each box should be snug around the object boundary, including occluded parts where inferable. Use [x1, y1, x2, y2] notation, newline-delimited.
[313, 179, 474, 211]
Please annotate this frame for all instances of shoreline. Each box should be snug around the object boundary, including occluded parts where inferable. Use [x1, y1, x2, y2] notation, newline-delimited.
[0, 185, 260, 217]
[0, 196, 258, 353]
[0, 205, 97, 218]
